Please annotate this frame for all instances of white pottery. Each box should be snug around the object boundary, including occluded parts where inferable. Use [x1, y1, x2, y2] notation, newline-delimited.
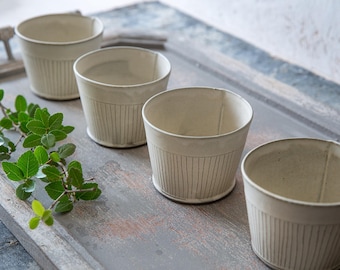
[241, 138, 340, 270]
[73, 46, 171, 148]
[142, 87, 253, 203]
[15, 13, 104, 100]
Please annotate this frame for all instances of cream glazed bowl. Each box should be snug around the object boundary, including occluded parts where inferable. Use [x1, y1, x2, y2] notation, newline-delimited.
[142, 87, 253, 203]
[241, 138, 340, 270]
[74, 46, 171, 148]
[15, 13, 104, 100]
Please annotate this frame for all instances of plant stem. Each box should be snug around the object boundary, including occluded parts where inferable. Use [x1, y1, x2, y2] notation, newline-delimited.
[48, 187, 97, 210]
[57, 161, 69, 189]
[0, 102, 8, 116]
[49, 191, 67, 210]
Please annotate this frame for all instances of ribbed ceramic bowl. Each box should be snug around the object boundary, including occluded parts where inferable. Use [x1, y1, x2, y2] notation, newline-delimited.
[242, 138, 340, 270]
[74, 46, 171, 148]
[142, 87, 253, 203]
[15, 13, 103, 100]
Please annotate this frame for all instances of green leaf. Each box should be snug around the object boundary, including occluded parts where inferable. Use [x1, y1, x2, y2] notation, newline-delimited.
[22, 178, 35, 193]
[35, 165, 47, 179]
[67, 160, 82, 173]
[68, 167, 83, 188]
[26, 120, 46, 135]
[76, 183, 101, 201]
[49, 130, 67, 141]
[34, 108, 49, 126]
[17, 151, 39, 178]
[45, 181, 64, 200]
[48, 113, 63, 130]
[55, 200, 73, 213]
[27, 103, 40, 118]
[8, 141, 15, 152]
[23, 134, 42, 148]
[41, 133, 55, 148]
[19, 122, 29, 134]
[42, 165, 61, 181]
[35, 170, 49, 183]
[16, 184, 32, 200]
[0, 153, 10, 161]
[58, 143, 76, 159]
[8, 112, 18, 124]
[62, 125, 74, 134]
[42, 209, 52, 222]
[49, 152, 60, 163]
[0, 118, 12, 129]
[34, 146, 49, 165]
[18, 111, 29, 122]
[15, 95, 27, 112]
[0, 136, 12, 148]
[29, 217, 40, 230]
[0, 144, 8, 153]
[44, 215, 54, 226]
[2, 162, 24, 181]
[0, 89, 4, 101]
[32, 200, 45, 217]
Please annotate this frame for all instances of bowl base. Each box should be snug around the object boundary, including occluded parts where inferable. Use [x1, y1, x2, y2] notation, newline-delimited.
[87, 128, 147, 148]
[30, 85, 80, 101]
[152, 175, 236, 204]
[251, 243, 340, 270]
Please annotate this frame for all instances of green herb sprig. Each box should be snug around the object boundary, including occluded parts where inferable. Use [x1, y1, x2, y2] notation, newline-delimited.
[0, 89, 101, 229]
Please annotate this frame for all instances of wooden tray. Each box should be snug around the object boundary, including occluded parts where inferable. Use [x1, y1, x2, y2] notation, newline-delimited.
[0, 32, 336, 269]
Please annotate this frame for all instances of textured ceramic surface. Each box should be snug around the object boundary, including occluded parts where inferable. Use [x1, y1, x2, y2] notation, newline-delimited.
[142, 87, 253, 203]
[15, 13, 103, 100]
[74, 46, 171, 148]
[242, 138, 340, 270]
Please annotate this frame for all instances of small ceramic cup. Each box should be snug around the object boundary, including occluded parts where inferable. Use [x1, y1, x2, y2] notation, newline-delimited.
[242, 138, 340, 270]
[73, 46, 171, 148]
[15, 13, 104, 100]
[142, 87, 253, 203]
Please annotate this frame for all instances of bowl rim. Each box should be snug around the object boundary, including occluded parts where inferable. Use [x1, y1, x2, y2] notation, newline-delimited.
[241, 137, 340, 207]
[14, 13, 104, 45]
[142, 87, 254, 139]
[73, 46, 172, 88]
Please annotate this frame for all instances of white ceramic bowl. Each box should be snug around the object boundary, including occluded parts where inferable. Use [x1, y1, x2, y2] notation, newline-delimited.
[15, 13, 104, 100]
[242, 138, 340, 270]
[142, 87, 253, 203]
[74, 46, 171, 148]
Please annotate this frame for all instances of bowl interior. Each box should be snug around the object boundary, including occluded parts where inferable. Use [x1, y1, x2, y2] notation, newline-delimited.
[243, 139, 340, 203]
[17, 14, 102, 43]
[143, 88, 253, 137]
[76, 48, 171, 86]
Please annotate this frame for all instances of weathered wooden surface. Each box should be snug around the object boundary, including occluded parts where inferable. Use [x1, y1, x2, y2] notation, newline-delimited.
[0, 34, 335, 269]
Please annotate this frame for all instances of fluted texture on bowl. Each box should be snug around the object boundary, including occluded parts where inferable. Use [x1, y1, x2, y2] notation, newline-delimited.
[149, 142, 242, 203]
[85, 99, 146, 148]
[246, 200, 340, 270]
[24, 56, 79, 99]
